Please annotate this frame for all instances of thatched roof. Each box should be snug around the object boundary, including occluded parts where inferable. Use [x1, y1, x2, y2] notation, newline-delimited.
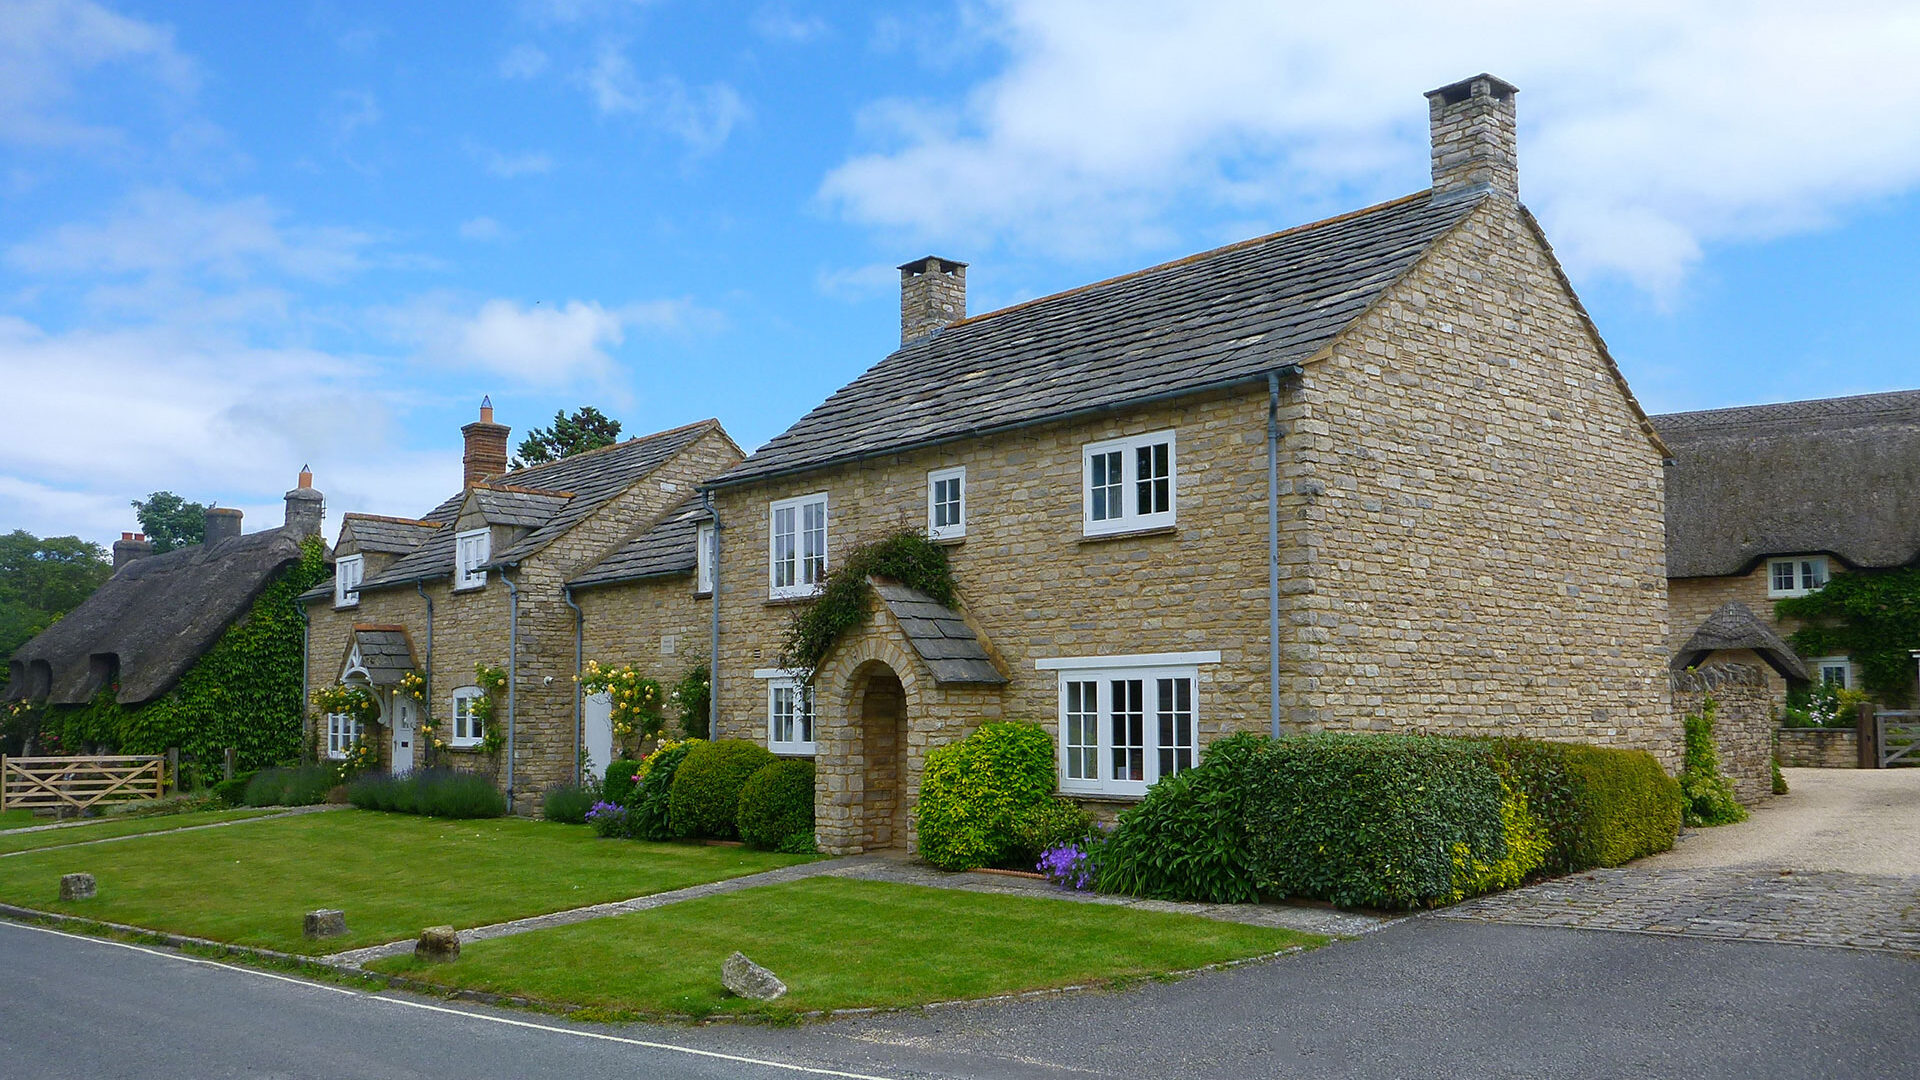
[7, 527, 312, 706]
[1655, 389, 1920, 578]
[1672, 601, 1810, 682]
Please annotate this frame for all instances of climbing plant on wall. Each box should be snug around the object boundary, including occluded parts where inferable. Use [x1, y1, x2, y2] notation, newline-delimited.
[781, 531, 958, 682]
[1776, 566, 1920, 703]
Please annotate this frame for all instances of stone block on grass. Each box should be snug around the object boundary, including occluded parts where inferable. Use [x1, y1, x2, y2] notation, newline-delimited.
[722, 951, 787, 1001]
[303, 909, 347, 940]
[59, 873, 96, 901]
[415, 925, 460, 963]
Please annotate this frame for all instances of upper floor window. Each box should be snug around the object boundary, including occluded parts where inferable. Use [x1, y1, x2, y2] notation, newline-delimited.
[1767, 556, 1828, 598]
[451, 686, 485, 748]
[696, 521, 716, 594]
[334, 554, 364, 607]
[1083, 431, 1175, 536]
[769, 493, 828, 599]
[927, 466, 966, 541]
[455, 529, 490, 591]
[1038, 651, 1218, 797]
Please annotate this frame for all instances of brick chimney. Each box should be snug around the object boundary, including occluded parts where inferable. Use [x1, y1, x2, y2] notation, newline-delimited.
[1425, 74, 1518, 200]
[462, 396, 511, 488]
[204, 507, 243, 546]
[284, 465, 324, 537]
[899, 256, 967, 344]
[112, 532, 152, 569]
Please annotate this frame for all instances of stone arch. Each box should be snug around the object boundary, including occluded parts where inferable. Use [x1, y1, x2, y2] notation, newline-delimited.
[814, 633, 927, 854]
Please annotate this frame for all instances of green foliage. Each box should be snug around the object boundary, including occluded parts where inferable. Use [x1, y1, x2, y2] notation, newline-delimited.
[578, 660, 665, 746]
[1479, 737, 1589, 875]
[782, 532, 957, 680]
[672, 662, 711, 740]
[543, 784, 598, 824]
[1772, 750, 1790, 795]
[243, 764, 336, 807]
[1681, 697, 1748, 827]
[776, 829, 817, 855]
[1097, 732, 1267, 903]
[131, 491, 208, 554]
[346, 769, 507, 818]
[211, 771, 255, 807]
[668, 739, 776, 839]
[512, 406, 622, 468]
[0, 530, 111, 702]
[1451, 783, 1551, 900]
[628, 740, 699, 840]
[1777, 566, 1920, 702]
[913, 721, 1057, 871]
[600, 757, 645, 807]
[1010, 798, 1095, 868]
[36, 539, 327, 772]
[737, 759, 816, 851]
[1781, 680, 1870, 728]
[1556, 744, 1683, 866]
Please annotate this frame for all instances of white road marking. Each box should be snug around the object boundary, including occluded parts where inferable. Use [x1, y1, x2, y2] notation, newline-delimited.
[2, 920, 903, 1079]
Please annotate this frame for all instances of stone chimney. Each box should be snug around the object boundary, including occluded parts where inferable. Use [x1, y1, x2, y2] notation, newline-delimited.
[462, 396, 511, 488]
[284, 465, 324, 537]
[204, 507, 243, 546]
[1425, 74, 1519, 200]
[899, 256, 967, 344]
[112, 532, 152, 569]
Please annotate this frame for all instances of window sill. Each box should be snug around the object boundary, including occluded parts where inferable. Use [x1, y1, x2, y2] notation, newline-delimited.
[764, 594, 819, 607]
[929, 534, 966, 547]
[441, 743, 487, 753]
[333, 600, 360, 610]
[1059, 791, 1145, 804]
[770, 748, 817, 758]
[1078, 524, 1178, 545]
[451, 584, 485, 594]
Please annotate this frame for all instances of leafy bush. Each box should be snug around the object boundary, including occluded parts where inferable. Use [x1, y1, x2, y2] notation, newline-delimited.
[344, 769, 506, 818]
[1781, 681, 1870, 728]
[913, 721, 1057, 871]
[1010, 798, 1095, 868]
[1772, 750, 1789, 795]
[1681, 697, 1748, 827]
[1556, 744, 1682, 866]
[211, 771, 255, 808]
[673, 663, 711, 740]
[1451, 782, 1551, 899]
[737, 759, 816, 851]
[777, 829, 817, 854]
[600, 757, 645, 807]
[669, 739, 776, 839]
[542, 783, 597, 824]
[242, 764, 335, 807]
[1096, 732, 1267, 903]
[782, 532, 957, 680]
[628, 739, 700, 840]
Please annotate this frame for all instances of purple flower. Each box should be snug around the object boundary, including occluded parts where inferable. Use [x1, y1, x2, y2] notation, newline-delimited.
[1037, 843, 1095, 891]
[585, 800, 622, 821]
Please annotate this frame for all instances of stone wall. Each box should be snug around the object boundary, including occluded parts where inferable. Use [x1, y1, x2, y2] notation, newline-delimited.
[1672, 663, 1774, 803]
[1776, 727, 1859, 768]
[575, 571, 714, 750]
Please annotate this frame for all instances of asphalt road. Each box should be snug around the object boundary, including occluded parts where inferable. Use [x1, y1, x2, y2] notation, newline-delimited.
[2, 916, 1914, 1080]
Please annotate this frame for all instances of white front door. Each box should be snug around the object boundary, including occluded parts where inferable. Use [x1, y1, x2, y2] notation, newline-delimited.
[583, 690, 613, 783]
[389, 693, 417, 776]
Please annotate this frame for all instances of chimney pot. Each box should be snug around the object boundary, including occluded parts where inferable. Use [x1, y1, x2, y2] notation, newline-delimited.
[204, 507, 244, 547]
[462, 397, 511, 488]
[298, 464, 313, 490]
[1424, 74, 1518, 200]
[112, 532, 153, 570]
[284, 470, 325, 537]
[898, 256, 968, 344]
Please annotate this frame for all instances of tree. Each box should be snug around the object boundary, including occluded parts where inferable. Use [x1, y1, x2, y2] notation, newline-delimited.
[513, 407, 622, 468]
[0, 531, 112, 693]
[131, 491, 207, 553]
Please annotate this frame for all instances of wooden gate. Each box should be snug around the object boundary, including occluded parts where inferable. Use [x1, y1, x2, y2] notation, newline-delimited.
[0, 755, 166, 811]
[1878, 711, 1920, 768]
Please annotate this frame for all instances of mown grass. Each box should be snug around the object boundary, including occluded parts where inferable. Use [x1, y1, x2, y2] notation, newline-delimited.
[0, 810, 813, 953]
[0, 807, 277, 854]
[372, 877, 1321, 1019]
[0, 809, 40, 831]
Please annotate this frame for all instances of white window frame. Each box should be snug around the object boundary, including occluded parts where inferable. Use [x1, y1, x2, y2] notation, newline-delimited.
[755, 669, 816, 755]
[1082, 430, 1176, 537]
[450, 685, 485, 748]
[455, 529, 491, 591]
[1815, 656, 1853, 689]
[927, 466, 966, 541]
[334, 554, 364, 608]
[695, 521, 716, 595]
[324, 712, 363, 760]
[768, 492, 828, 600]
[1037, 651, 1218, 797]
[1767, 555, 1829, 598]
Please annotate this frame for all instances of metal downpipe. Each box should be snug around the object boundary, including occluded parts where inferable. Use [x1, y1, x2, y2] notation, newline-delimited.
[415, 581, 434, 761]
[503, 569, 519, 808]
[563, 585, 583, 783]
[1268, 371, 1283, 740]
[297, 601, 311, 754]
[703, 489, 722, 741]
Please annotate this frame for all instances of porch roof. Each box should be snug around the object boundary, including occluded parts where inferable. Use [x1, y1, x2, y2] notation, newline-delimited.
[873, 581, 1006, 685]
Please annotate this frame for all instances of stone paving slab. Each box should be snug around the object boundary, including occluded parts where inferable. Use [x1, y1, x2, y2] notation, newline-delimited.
[1439, 867, 1920, 954]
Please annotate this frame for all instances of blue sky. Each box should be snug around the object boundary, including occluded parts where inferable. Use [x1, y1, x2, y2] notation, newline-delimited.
[4, 0, 1919, 546]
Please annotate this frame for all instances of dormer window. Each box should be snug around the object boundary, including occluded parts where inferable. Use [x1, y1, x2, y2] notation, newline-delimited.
[1767, 556, 1828, 599]
[334, 555, 364, 607]
[456, 529, 490, 591]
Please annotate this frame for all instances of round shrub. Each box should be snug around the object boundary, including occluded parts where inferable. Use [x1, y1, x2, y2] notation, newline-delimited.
[1096, 732, 1268, 903]
[668, 739, 776, 839]
[629, 739, 700, 840]
[914, 721, 1057, 871]
[600, 757, 645, 807]
[738, 759, 815, 851]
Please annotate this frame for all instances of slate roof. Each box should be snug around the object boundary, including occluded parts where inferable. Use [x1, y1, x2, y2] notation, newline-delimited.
[8, 528, 311, 706]
[710, 190, 1488, 488]
[873, 581, 1006, 685]
[1654, 390, 1920, 578]
[340, 514, 442, 555]
[342, 624, 419, 686]
[568, 498, 709, 590]
[1672, 601, 1810, 683]
[352, 419, 726, 592]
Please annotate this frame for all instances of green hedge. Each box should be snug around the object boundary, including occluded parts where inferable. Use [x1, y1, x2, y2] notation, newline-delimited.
[600, 757, 645, 807]
[737, 759, 815, 851]
[242, 764, 335, 807]
[211, 771, 255, 808]
[668, 739, 776, 839]
[1559, 744, 1682, 865]
[914, 721, 1058, 871]
[1096, 733, 1266, 903]
[345, 769, 506, 818]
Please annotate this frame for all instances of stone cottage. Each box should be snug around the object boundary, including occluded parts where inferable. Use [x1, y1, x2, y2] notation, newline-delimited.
[698, 74, 1676, 855]
[301, 401, 741, 812]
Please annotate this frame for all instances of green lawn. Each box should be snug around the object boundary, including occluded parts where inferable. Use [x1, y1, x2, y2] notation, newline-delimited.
[0, 809, 39, 831]
[372, 877, 1320, 1018]
[0, 810, 813, 953]
[0, 807, 277, 854]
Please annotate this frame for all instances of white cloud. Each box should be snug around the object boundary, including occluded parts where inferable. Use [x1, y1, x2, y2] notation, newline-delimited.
[584, 46, 748, 154]
[0, 0, 196, 147]
[814, 262, 897, 301]
[821, 0, 1920, 293]
[498, 42, 549, 79]
[751, 5, 827, 43]
[380, 294, 712, 385]
[459, 216, 505, 241]
[472, 144, 554, 178]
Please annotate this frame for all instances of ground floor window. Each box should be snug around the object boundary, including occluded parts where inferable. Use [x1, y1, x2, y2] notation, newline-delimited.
[451, 686, 485, 748]
[324, 712, 362, 760]
[766, 677, 816, 756]
[1038, 651, 1216, 797]
[1815, 656, 1853, 689]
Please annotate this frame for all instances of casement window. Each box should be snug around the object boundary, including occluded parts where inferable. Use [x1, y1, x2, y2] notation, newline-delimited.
[1082, 430, 1175, 536]
[324, 713, 363, 760]
[1038, 651, 1219, 796]
[1767, 556, 1829, 598]
[455, 529, 491, 591]
[763, 676, 816, 756]
[451, 686, 485, 748]
[927, 466, 966, 541]
[768, 493, 828, 599]
[1815, 657, 1853, 689]
[334, 555, 364, 608]
[695, 521, 716, 594]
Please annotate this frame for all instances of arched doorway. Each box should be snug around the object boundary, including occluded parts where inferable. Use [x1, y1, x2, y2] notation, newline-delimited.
[850, 660, 909, 850]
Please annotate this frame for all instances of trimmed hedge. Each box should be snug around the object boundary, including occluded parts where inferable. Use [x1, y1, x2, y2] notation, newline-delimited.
[914, 721, 1057, 871]
[242, 765, 335, 807]
[345, 769, 507, 818]
[1096, 733, 1266, 903]
[737, 759, 815, 851]
[600, 757, 645, 807]
[1559, 744, 1682, 866]
[669, 739, 776, 839]
[211, 771, 255, 808]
